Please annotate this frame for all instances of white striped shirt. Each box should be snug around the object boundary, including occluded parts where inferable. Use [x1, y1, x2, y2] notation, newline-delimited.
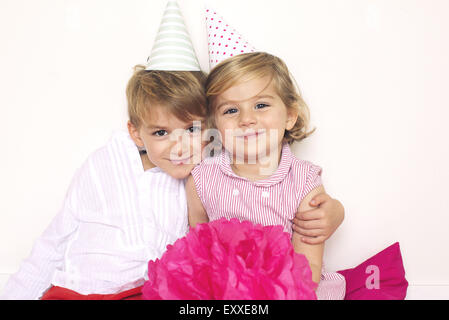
[1, 131, 189, 299]
[192, 143, 346, 300]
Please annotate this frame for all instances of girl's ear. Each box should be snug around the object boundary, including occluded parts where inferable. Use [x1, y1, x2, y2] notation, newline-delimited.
[286, 106, 300, 131]
[127, 120, 145, 148]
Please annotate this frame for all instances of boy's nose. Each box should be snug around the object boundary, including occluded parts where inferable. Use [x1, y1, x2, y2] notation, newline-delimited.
[171, 132, 192, 157]
[177, 143, 187, 157]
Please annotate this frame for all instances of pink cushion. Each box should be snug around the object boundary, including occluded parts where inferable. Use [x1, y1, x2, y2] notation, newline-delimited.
[337, 242, 408, 300]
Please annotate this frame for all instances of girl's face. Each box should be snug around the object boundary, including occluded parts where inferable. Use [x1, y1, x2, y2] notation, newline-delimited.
[128, 105, 204, 179]
[214, 76, 298, 162]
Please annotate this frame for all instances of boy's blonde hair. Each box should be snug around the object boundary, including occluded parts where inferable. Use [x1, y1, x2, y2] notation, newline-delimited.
[127, 65, 208, 128]
[205, 52, 315, 144]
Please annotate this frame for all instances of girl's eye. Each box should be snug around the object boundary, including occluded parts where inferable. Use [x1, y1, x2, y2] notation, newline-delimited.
[153, 130, 168, 137]
[255, 103, 269, 109]
[224, 108, 238, 115]
[187, 126, 201, 134]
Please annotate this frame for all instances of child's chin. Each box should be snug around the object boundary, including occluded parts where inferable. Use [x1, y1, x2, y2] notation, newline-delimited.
[166, 165, 194, 180]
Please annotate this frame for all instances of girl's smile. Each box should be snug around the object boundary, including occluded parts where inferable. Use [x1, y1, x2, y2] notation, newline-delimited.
[234, 129, 266, 139]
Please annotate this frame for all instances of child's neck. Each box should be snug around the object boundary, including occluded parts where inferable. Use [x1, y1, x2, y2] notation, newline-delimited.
[230, 148, 282, 182]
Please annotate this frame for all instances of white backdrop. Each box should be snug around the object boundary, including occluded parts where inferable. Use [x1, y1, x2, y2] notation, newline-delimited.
[1, 0, 448, 299]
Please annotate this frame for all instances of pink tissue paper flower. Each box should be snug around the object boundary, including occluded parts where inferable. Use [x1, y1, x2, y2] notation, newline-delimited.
[142, 218, 317, 300]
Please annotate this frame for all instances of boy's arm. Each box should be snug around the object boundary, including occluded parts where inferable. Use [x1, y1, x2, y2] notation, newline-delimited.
[292, 192, 345, 244]
[185, 175, 209, 228]
[292, 186, 325, 285]
[0, 181, 80, 300]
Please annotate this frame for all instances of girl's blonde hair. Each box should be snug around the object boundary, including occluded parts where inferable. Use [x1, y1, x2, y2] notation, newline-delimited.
[205, 52, 315, 144]
[127, 65, 208, 128]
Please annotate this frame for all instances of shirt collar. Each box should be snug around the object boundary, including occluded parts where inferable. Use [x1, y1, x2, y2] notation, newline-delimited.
[219, 143, 293, 187]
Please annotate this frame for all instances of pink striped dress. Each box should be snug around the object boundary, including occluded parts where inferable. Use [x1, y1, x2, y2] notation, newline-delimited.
[191, 143, 346, 300]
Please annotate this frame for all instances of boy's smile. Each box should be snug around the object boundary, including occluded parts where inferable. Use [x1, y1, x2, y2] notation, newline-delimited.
[128, 105, 204, 179]
[170, 154, 194, 166]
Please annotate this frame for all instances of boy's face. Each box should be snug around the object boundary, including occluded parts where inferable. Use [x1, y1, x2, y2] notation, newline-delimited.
[128, 104, 204, 180]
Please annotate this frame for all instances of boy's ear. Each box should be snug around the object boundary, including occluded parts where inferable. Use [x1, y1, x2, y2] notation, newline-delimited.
[127, 120, 145, 148]
[286, 106, 300, 131]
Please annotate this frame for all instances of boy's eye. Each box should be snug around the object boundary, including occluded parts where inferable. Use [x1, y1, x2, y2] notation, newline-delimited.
[153, 130, 168, 137]
[255, 103, 269, 109]
[223, 108, 238, 115]
[187, 126, 201, 134]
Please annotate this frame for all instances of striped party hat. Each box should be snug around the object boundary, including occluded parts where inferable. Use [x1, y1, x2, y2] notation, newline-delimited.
[205, 8, 256, 70]
[146, 0, 201, 71]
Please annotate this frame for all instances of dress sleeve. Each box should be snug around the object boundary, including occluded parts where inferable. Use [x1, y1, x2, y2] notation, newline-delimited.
[0, 167, 83, 300]
[302, 163, 323, 199]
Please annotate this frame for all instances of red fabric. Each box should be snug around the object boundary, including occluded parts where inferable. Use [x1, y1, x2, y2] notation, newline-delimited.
[337, 242, 408, 300]
[41, 285, 143, 300]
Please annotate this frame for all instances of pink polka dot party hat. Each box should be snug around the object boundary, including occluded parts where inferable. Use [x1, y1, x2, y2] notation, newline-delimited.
[205, 7, 256, 70]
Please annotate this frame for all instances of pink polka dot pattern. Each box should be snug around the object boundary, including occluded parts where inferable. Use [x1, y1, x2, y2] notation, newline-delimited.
[205, 8, 257, 70]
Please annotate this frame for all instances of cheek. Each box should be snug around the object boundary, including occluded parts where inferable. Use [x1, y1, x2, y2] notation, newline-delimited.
[144, 141, 169, 162]
[145, 150, 162, 166]
[191, 135, 204, 155]
[215, 117, 234, 139]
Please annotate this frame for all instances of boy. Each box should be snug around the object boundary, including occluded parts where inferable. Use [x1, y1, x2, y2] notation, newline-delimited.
[0, 0, 208, 300]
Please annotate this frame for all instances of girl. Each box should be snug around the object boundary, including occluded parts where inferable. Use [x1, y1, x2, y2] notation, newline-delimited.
[186, 52, 345, 298]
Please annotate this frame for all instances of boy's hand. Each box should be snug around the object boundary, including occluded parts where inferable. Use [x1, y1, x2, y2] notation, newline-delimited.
[292, 193, 344, 245]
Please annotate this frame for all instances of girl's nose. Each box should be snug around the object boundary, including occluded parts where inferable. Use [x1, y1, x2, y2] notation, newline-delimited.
[238, 109, 256, 127]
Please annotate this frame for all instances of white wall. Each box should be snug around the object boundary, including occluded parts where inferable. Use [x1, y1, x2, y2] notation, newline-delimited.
[1, 0, 448, 299]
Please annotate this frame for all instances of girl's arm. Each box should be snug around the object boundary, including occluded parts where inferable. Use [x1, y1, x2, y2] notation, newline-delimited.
[292, 185, 326, 285]
[185, 175, 209, 228]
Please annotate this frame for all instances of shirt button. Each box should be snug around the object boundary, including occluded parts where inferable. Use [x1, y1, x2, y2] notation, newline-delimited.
[233, 189, 240, 196]
[261, 191, 270, 198]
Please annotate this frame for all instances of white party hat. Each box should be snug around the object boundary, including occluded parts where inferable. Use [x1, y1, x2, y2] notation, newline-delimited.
[146, 0, 201, 71]
[205, 8, 257, 70]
